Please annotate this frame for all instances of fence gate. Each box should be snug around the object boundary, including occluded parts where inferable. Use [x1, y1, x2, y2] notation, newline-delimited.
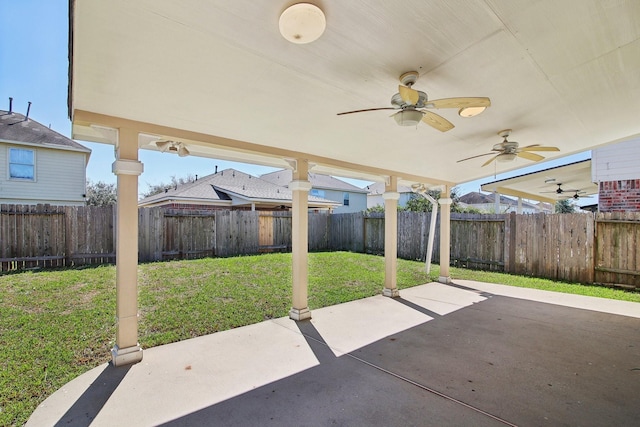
[595, 212, 640, 287]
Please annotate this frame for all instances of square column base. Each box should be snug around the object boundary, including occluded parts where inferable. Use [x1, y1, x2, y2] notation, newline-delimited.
[382, 287, 400, 298]
[289, 307, 311, 321]
[111, 344, 143, 367]
[438, 276, 452, 284]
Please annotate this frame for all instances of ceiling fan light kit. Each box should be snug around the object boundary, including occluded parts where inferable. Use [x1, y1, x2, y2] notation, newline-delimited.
[458, 106, 486, 117]
[393, 109, 423, 126]
[497, 153, 517, 162]
[279, 3, 326, 44]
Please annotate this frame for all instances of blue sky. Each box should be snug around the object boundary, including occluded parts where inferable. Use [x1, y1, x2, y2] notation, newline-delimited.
[1, 1, 590, 198]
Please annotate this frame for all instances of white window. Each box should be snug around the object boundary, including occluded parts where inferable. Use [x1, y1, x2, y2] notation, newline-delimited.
[9, 148, 35, 181]
[343, 192, 350, 206]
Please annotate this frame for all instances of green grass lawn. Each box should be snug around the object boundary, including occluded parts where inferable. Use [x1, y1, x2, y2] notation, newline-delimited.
[1, 252, 638, 426]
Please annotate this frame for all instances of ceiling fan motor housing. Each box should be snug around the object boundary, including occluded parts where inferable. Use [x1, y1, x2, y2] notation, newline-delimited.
[391, 92, 428, 109]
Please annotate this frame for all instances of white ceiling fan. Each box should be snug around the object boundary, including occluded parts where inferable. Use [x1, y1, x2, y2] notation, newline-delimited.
[457, 129, 560, 167]
[337, 71, 491, 132]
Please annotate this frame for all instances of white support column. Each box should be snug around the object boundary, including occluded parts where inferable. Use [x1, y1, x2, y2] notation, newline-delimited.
[111, 128, 144, 366]
[289, 160, 311, 321]
[382, 177, 400, 297]
[438, 195, 452, 284]
[494, 191, 500, 214]
[517, 197, 523, 214]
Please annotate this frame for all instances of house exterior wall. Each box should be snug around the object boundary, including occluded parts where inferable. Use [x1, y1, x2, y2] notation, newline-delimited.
[317, 188, 367, 213]
[592, 139, 640, 182]
[0, 143, 88, 205]
[592, 139, 640, 212]
[598, 179, 640, 212]
[367, 192, 413, 209]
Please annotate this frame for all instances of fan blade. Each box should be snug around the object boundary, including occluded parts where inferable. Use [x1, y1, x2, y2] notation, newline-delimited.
[421, 111, 454, 132]
[457, 152, 496, 163]
[428, 97, 491, 109]
[517, 151, 545, 162]
[399, 85, 420, 105]
[482, 155, 499, 167]
[337, 107, 397, 115]
[519, 145, 560, 152]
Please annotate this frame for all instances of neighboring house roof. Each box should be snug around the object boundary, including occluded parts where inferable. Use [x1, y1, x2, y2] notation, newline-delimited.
[459, 191, 541, 211]
[0, 110, 91, 153]
[260, 170, 369, 193]
[364, 182, 413, 195]
[138, 168, 340, 208]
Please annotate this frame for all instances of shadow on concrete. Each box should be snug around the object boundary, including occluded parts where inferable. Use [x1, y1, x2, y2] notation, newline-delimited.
[159, 296, 640, 427]
[53, 363, 131, 427]
[294, 319, 337, 364]
[393, 296, 443, 318]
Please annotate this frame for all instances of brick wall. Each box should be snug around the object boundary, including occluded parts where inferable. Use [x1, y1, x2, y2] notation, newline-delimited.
[599, 179, 640, 212]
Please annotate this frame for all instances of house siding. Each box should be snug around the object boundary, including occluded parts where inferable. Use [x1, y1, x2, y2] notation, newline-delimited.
[0, 144, 87, 205]
[321, 189, 367, 213]
[592, 139, 640, 182]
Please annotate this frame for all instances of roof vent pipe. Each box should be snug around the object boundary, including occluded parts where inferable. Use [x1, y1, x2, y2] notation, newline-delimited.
[25, 101, 32, 120]
[9, 97, 13, 113]
[215, 165, 218, 174]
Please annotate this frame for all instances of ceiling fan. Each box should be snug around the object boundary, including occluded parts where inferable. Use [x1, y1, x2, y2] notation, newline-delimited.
[547, 184, 591, 200]
[457, 129, 560, 167]
[541, 183, 580, 196]
[336, 71, 491, 132]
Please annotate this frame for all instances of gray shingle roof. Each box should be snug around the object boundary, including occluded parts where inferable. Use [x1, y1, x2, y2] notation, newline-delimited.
[0, 110, 91, 152]
[260, 170, 369, 193]
[139, 169, 339, 207]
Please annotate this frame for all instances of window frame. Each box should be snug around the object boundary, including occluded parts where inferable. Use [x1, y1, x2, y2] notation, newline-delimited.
[8, 147, 36, 181]
[343, 192, 350, 206]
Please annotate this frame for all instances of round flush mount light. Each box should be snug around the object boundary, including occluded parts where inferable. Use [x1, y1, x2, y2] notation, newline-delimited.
[458, 106, 487, 118]
[279, 3, 326, 44]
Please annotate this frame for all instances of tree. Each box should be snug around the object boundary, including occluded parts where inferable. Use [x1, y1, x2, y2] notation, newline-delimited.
[85, 180, 117, 206]
[141, 174, 196, 198]
[555, 199, 575, 213]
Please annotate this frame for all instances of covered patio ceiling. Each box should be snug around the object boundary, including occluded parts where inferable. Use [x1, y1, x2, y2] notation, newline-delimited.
[69, 0, 640, 187]
[480, 159, 598, 204]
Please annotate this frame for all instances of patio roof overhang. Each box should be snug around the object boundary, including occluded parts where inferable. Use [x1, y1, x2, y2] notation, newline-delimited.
[480, 160, 598, 204]
[69, 1, 640, 186]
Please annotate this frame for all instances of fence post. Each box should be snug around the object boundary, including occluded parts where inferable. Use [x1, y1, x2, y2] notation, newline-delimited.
[507, 211, 516, 274]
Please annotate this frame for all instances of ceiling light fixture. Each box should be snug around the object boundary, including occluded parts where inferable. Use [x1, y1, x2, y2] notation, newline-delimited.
[496, 153, 517, 162]
[155, 140, 171, 152]
[393, 109, 423, 127]
[279, 3, 326, 44]
[157, 140, 190, 157]
[458, 106, 487, 117]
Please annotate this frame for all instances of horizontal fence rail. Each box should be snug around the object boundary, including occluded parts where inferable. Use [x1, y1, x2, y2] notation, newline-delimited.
[1, 204, 638, 287]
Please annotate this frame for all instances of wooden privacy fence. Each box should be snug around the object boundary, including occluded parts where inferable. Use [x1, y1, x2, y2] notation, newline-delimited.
[1, 204, 639, 287]
[594, 212, 640, 288]
[0, 204, 115, 270]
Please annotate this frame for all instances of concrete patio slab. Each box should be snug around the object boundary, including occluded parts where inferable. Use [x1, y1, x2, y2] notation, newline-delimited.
[27, 281, 640, 426]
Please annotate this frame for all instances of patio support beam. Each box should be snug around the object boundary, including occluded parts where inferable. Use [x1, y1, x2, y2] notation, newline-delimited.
[111, 127, 144, 366]
[289, 159, 311, 320]
[382, 176, 400, 297]
[438, 192, 452, 284]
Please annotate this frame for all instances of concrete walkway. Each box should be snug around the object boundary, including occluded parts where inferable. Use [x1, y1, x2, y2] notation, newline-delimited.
[28, 281, 640, 426]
